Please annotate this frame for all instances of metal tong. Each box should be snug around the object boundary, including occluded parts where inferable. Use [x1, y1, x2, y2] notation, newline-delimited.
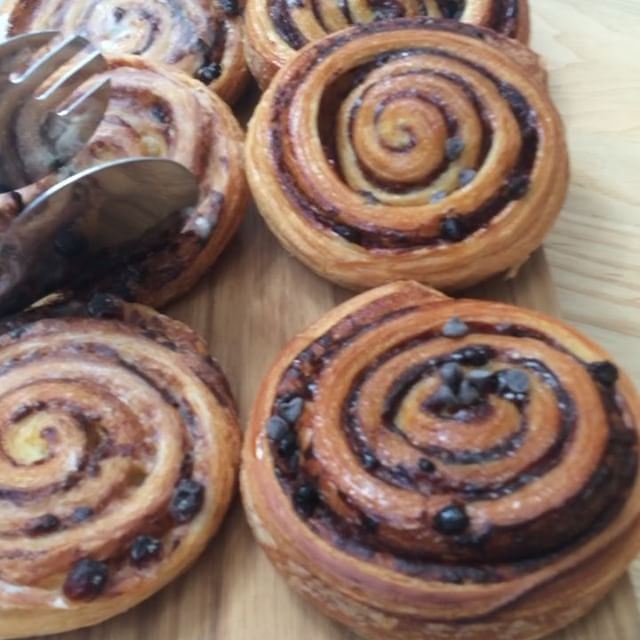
[0, 32, 200, 314]
[0, 31, 111, 190]
[0, 158, 199, 315]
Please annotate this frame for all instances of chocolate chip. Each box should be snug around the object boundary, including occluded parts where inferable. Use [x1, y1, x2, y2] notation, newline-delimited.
[430, 190, 448, 203]
[266, 415, 289, 442]
[150, 103, 170, 124]
[362, 451, 378, 470]
[277, 396, 304, 424]
[29, 514, 60, 535]
[293, 483, 319, 518]
[196, 38, 210, 54]
[361, 514, 379, 533]
[466, 369, 496, 394]
[72, 507, 94, 523]
[277, 431, 298, 458]
[373, 2, 403, 19]
[113, 6, 125, 20]
[434, 504, 469, 534]
[512, 392, 528, 404]
[440, 216, 467, 242]
[219, 0, 240, 15]
[426, 385, 458, 411]
[505, 174, 530, 199]
[286, 451, 300, 473]
[130, 535, 163, 566]
[9, 326, 26, 339]
[63, 558, 109, 600]
[170, 478, 205, 524]
[458, 169, 477, 188]
[87, 293, 121, 319]
[445, 137, 464, 161]
[442, 316, 469, 338]
[456, 346, 493, 366]
[418, 458, 435, 473]
[9, 191, 23, 212]
[439, 0, 463, 18]
[498, 369, 530, 394]
[54, 227, 87, 257]
[360, 190, 379, 204]
[458, 380, 480, 406]
[439, 362, 463, 391]
[588, 361, 619, 387]
[196, 63, 222, 85]
[334, 224, 361, 243]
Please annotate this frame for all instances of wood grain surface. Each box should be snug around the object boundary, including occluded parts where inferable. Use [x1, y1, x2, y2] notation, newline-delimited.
[26, 0, 640, 637]
[536, 0, 640, 386]
[531, 0, 640, 606]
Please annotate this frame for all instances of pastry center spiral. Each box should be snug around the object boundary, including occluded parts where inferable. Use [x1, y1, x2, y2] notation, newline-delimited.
[336, 58, 498, 205]
[263, 295, 638, 583]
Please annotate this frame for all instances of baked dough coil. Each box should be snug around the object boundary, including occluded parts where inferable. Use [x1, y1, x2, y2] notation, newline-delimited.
[244, 0, 529, 86]
[0, 296, 240, 639]
[246, 19, 567, 291]
[0, 55, 247, 310]
[1, 0, 248, 103]
[242, 281, 640, 640]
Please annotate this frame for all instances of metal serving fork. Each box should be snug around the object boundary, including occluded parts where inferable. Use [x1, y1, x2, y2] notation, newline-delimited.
[0, 31, 110, 191]
[0, 157, 200, 315]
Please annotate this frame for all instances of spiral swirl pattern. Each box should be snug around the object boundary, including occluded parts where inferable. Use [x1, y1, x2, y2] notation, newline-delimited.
[0, 296, 240, 639]
[1, 0, 248, 103]
[242, 282, 640, 640]
[0, 56, 247, 311]
[246, 19, 568, 291]
[244, 0, 529, 85]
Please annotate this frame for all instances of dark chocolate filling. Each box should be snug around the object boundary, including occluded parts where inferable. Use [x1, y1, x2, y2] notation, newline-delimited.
[265, 303, 638, 584]
[0, 330, 209, 588]
[268, 20, 540, 249]
[268, 1, 520, 50]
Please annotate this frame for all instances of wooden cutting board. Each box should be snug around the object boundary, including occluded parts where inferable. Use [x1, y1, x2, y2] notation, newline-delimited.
[40, 1, 639, 638]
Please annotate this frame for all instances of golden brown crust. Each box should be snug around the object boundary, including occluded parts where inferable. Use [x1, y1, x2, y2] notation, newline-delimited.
[0, 0, 249, 103]
[0, 55, 248, 310]
[246, 19, 568, 291]
[72, 56, 248, 308]
[241, 281, 640, 640]
[0, 296, 241, 639]
[244, 0, 530, 88]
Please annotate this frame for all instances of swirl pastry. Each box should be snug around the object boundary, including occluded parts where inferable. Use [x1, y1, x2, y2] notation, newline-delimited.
[1, 0, 248, 103]
[244, 0, 529, 86]
[0, 55, 247, 310]
[246, 19, 568, 291]
[0, 294, 240, 639]
[241, 281, 640, 640]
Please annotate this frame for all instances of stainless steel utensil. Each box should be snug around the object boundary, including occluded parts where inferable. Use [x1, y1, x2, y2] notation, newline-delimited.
[0, 31, 110, 191]
[0, 157, 199, 314]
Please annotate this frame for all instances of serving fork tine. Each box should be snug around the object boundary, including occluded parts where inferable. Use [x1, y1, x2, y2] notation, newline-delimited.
[0, 31, 110, 191]
[0, 157, 200, 315]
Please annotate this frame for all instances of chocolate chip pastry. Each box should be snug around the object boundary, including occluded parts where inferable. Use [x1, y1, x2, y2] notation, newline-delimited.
[246, 19, 568, 291]
[241, 281, 640, 640]
[0, 0, 248, 103]
[0, 55, 247, 310]
[0, 295, 240, 639]
[244, 0, 529, 87]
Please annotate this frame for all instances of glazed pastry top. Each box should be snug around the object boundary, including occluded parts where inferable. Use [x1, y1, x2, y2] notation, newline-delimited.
[244, 282, 640, 618]
[0, 296, 240, 609]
